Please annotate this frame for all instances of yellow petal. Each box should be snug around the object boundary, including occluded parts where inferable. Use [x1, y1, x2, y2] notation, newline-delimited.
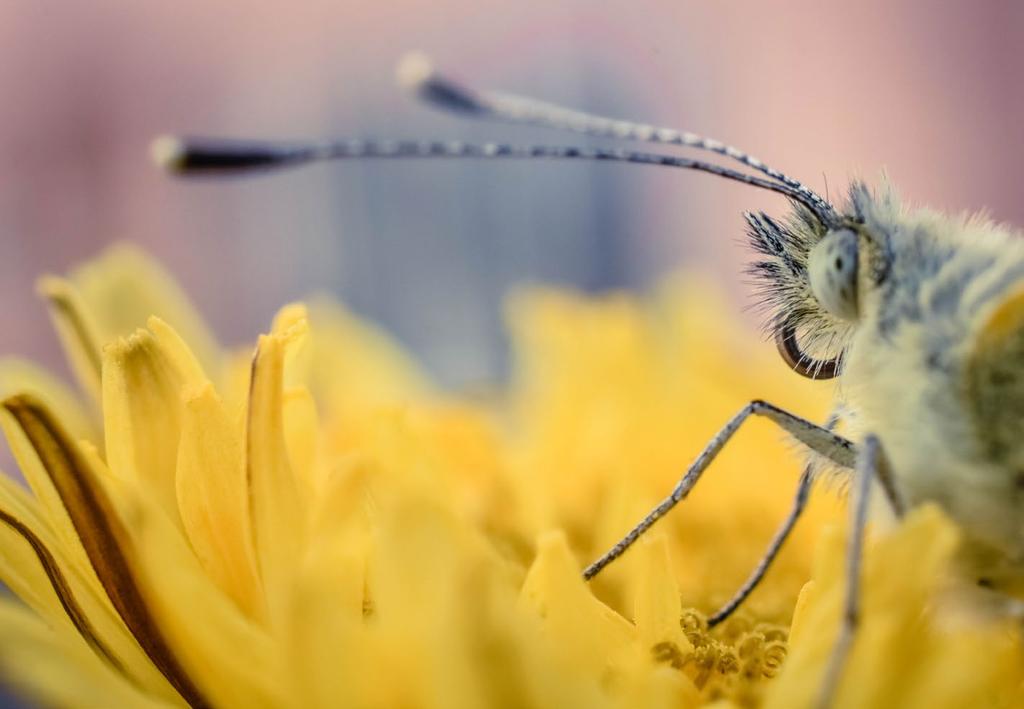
[68, 244, 221, 378]
[0, 474, 92, 625]
[102, 329, 189, 525]
[36, 276, 104, 403]
[2, 394, 204, 707]
[0, 474, 178, 701]
[306, 297, 433, 417]
[81, 424, 283, 707]
[220, 346, 257, 421]
[123, 475, 285, 708]
[308, 453, 377, 546]
[270, 304, 312, 391]
[0, 598, 172, 709]
[283, 385, 322, 500]
[270, 303, 310, 349]
[0, 359, 96, 444]
[147, 316, 207, 389]
[176, 383, 263, 619]
[247, 329, 306, 623]
[633, 534, 688, 650]
[787, 579, 817, 650]
[767, 505, 1022, 709]
[362, 489, 535, 709]
[285, 539, 367, 708]
[520, 530, 636, 676]
[1, 404, 95, 580]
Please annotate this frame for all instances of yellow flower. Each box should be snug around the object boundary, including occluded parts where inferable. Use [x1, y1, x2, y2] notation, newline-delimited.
[0, 245, 1020, 708]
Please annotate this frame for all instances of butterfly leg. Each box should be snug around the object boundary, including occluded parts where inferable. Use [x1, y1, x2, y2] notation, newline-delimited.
[583, 400, 855, 581]
[707, 464, 814, 627]
[815, 433, 890, 709]
[707, 409, 874, 627]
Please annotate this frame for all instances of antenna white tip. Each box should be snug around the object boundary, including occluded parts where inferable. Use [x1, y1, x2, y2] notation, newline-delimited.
[150, 134, 186, 172]
[396, 51, 435, 92]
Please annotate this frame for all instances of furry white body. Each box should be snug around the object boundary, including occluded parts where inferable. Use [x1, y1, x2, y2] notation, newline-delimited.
[791, 188, 1024, 588]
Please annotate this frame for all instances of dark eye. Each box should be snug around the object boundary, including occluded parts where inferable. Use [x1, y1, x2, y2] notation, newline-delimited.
[808, 229, 860, 321]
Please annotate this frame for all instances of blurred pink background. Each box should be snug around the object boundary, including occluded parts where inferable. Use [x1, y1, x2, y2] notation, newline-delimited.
[2, 1, 1023, 386]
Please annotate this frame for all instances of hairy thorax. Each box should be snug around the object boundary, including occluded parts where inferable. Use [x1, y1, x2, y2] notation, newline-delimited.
[842, 220, 1024, 587]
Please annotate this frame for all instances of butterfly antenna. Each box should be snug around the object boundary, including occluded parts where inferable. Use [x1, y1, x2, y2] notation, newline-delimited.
[151, 135, 831, 220]
[397, 52, 834, 220]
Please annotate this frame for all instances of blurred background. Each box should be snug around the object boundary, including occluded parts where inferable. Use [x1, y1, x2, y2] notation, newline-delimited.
[0, 2, 1022, 705]
[2, 1, 1023, 386]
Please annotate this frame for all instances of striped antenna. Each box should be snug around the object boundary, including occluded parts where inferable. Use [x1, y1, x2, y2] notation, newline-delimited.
[396, 52, 835, 220]
[150, 136, 833, 220]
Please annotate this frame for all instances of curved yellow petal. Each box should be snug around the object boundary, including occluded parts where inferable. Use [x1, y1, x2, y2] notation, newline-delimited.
[124, 475, 285, 708]
[36, 276, 104, 403]
[219, 346, 256, 421]
[305, 455, 377, 572]
[633, 534, 688, 650]
[305, 297, 434, 417]
[520, 530, 636, 675]
[2, 394, 204, 707]
[102, 329, 189, 526]
[358, 489, 535, 709]
[270, 303, 310, 350]
[176, 383, 263, 619]
[285, 539, 367, 708]
[767, 506, 1023, 709]
[0, 473, 136, 680]
[147, 316, 207, 389]
[1, 405, 96, 581]
[0, 475, 178, 701]
[0, 359, 96, 444]
[0, 598, 173, 709]
[283, 385, 321, 500]
[68, 244, 221, 378]
[247, 328, 306, 624]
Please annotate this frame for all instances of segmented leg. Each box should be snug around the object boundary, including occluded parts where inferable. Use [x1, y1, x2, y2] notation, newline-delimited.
[814, 433, 886, 709]
[873, 444, 906, 517]
[582, 400, 855, 581]
[707, 466, 814, 627]
[708, 410, 846, 627]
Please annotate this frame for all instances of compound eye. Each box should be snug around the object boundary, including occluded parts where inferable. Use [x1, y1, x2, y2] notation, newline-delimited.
[808, 229, 860, 321]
